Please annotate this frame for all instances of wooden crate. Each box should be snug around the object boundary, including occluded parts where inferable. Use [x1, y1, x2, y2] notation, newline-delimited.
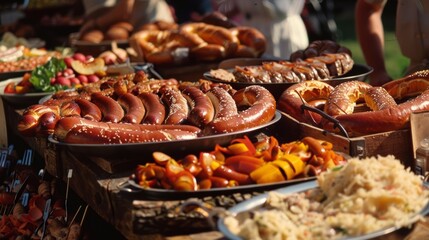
[277, 112, 414, 168]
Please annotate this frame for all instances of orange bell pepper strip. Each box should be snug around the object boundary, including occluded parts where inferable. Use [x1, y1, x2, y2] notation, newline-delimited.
[257, 136, 279, 161]
[214, 144, 231, 154]
[210, 150, 226, 163]
[227, 142, 249, 155]
[224, 155, 265, 174]
[230, 135, 256, 156]
[237, 160, 264, 175]
[225, 155, 264, 167]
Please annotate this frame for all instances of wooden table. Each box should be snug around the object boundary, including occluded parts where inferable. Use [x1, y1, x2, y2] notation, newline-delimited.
[3, 102, 425, 240]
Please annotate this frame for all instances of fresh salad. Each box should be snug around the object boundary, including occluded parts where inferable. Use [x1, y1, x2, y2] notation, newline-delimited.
[3, 53, 105, 94]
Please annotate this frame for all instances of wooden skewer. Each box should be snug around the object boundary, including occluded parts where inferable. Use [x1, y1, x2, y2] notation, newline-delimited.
[68, 205, 82, 228]
[65, 169, 73, 223]
[66, 204, 88, 240]
[80, 204, 89, 226]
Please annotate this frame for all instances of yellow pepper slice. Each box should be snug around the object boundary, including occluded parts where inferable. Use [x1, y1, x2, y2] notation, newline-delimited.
[281, 154, 306, 176]
[272, 160, 295, 180]
[210, 160, 221, 171]
[227, 142, 249, 155]
[250, 163, 284, 184]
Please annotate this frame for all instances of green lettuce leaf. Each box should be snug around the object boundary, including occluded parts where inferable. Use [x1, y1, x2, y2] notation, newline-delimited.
[29, 57, 69, 92]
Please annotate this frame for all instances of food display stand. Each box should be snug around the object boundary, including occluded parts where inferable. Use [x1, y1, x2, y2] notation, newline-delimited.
[2, 4, 429, 239]
[2, 95, 428, 240]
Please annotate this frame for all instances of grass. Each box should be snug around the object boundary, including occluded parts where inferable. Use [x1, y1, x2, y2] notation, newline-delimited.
[333, 3, 409, 80]
[339, 33, 409, 80]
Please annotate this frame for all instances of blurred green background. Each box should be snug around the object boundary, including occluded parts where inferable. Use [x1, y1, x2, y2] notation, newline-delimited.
[331, 0, 408, 80]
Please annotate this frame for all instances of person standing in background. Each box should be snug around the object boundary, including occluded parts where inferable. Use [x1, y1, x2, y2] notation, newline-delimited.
[166, 0, 213, 24]
[79, 0, 174, 36]
[356, 0, 429, 86]
[221, 0, 309, 59]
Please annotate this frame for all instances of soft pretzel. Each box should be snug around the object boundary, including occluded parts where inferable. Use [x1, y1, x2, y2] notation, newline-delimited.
[180, 22, 239, 61]
[290, 40, 352, 61]
[137, 20, 179, 31]
[382, 69, 429, 100]
[230, 26, 266, 58]
[130, 30, 199, 65]
[330, 89, 429, 135]
[324, 81, 373, 116]
[278, 81, 334, 126]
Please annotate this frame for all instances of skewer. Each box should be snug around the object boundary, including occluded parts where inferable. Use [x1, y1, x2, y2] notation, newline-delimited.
[41, 198, 52, 240]
[80, 204, 89, 226]
[66, 204, 87, 240]
[68, 205, 82, 228]
[65, 169, 73, 223]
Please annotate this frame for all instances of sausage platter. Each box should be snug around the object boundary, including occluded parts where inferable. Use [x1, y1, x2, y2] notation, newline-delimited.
[47, 111, 281, 161]
[204, 63, 373, 100]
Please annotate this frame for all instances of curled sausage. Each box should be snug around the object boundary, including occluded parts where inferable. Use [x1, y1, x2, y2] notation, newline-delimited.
[54, 117, 201, 144]
[206, 86, 238, 119]
[74, 98, 102, 121]
[203, 85, 276, 135]
[138, 92, 166, 124]
[118, 93, 145, 124]
[181, 86, 214, 127]
[90, 92, 125, 123]
[161, 88, 189, 124]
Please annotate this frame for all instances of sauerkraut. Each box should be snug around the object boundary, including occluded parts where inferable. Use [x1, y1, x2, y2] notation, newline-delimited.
[224, 155, 429, 240]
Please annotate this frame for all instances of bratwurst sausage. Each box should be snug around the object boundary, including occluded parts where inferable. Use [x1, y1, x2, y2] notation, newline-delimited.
[54, 117, 201, 144]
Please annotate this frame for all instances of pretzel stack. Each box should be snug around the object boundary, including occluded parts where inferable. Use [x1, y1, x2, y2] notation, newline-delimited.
[130, 23, 267, 65]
